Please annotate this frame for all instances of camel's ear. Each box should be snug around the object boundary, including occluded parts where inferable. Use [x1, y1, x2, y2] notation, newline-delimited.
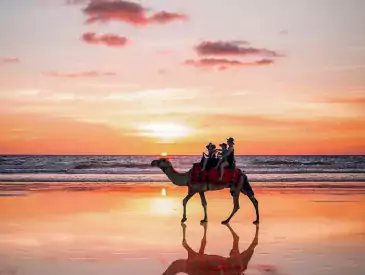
[159, 158, 172, 165]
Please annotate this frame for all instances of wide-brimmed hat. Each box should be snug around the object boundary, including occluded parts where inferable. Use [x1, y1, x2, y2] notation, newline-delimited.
[227, 137, 235, 144]
[206, 142, 216, 149]
[219, 142, 227, 147]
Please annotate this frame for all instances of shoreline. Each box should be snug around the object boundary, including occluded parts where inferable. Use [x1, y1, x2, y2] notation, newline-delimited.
[1, 181, 365, 194]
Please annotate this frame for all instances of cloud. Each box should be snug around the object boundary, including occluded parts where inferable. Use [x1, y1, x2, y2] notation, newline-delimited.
[0, 57, 19, 64]
[43, 71, 116, 78]
[322, 65, 365, 71]
[156, 49, 174, 55]
[192, 114, 300, 128]
[192, 113, 365, 134]
[186, 40, 282, 70]
[0, 113, 133, 155]
[82, 0, 186, 25]
[103, 88, 196, 101]
[82, 32, 128, 47]
[148, 11, 187, 24]
[314, 96, 365, 109]
[279, 30, 288, 35]
[184, 58, 274, 70]
[83, 0, 146, 24]
[321, 96, 365, 104]
[195, 41, 280, 57]
[158, 69, 167, 75]
[65, 0, 87, 4]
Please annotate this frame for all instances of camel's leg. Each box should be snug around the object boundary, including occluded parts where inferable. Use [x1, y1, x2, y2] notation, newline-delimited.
[240, 173, 260, 224]
[225, 223, 240, 256]
[199, 192, 208, 223]
[198, 223, 207, 255]
[222, 193, 240, 224]
[248, 196, 260, 224]
[239, 224, 259, 265]
[181, 224, 198, 259]
[181, 190, 196, 223]
[225, 223, 246, 270]
[182, 223, 187, 242]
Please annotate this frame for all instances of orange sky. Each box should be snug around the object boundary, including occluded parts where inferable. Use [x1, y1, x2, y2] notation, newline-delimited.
[0, 0, 364, 155]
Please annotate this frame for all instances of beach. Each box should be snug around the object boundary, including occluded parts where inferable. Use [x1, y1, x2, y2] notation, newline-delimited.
[1, 182, 364, 275]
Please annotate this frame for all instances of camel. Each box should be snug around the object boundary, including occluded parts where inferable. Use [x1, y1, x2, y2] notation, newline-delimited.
[150, 158, 259, 224]
[162, 223, 262, 275]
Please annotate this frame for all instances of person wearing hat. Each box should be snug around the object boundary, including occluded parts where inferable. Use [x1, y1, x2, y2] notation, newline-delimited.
[215, 137, 236, 180]
[217, 142, 228, 160]
[226, 137, 236, 168]
[201, 142, 218, 171]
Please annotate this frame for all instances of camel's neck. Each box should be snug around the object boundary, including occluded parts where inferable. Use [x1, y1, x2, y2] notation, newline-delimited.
[162, 166, 190, 186]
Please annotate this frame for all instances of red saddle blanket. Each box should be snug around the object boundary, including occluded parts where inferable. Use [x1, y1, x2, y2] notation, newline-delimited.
[190, 163, 241, 183]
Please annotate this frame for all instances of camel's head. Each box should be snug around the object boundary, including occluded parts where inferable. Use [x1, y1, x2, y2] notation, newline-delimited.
[151, 158, 172, 171]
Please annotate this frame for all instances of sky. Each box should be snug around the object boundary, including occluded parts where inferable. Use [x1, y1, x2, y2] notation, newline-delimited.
[0, 0, 365, 155]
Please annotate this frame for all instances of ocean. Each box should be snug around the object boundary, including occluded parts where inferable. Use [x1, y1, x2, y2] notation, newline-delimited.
[0, 155, 364, 186]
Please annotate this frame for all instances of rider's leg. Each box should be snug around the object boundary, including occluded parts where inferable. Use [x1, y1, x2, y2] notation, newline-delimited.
[219, 161, 228, 180]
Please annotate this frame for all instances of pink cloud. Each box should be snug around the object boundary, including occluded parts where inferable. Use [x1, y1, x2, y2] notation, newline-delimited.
[82, 0, 187, 25]
[195, 41, 280, 57]
[0, 57, 20, 64]
[185, 58, 274, 70]
[156, 49, 174, 55]
[83, 0, 146, 25]
[43, 71, 116, 78]
[148, 11, 187, 24]
[279, 30, 289, 35]
[82, 32, 128, 46]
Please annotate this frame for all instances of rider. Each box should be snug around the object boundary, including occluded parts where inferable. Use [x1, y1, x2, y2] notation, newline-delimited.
[215, 137, 236, 180]
[226, 137, 236, 169]
[201, 142, 218, 171]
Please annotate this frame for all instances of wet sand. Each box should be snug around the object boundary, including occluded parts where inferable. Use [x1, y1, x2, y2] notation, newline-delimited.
[0, 183, 364, 275]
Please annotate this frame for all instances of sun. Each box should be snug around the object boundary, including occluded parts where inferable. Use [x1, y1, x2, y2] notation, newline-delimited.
[137, 123, 191, 139]
[161, 152, 168, 157]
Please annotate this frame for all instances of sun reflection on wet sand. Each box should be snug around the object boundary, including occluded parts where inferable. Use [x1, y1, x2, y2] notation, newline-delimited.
[149, 198, 176, 215]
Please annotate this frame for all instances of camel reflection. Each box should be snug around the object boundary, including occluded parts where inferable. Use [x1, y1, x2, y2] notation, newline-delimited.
[163, 224, 259, 275]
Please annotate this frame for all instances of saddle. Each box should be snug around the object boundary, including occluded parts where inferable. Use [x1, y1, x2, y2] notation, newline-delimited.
[190, 163, 242, 184]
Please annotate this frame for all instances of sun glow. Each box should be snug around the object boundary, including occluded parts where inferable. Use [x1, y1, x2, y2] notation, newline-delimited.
[137, 123, 191, 139]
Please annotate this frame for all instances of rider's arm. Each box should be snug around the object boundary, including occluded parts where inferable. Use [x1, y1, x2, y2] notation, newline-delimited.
[226, 147, 233, 156]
